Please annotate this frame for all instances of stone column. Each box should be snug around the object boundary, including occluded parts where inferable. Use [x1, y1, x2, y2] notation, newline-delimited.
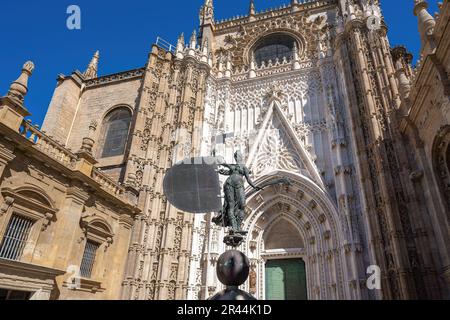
[51, 186, 90, 277]
[107, 214, 135, 299]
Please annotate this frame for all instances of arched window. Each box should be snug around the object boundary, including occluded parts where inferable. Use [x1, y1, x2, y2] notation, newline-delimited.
[100, 108, 132, 158]
[0, 187, 58, 263]
[253, 34, 296, 66]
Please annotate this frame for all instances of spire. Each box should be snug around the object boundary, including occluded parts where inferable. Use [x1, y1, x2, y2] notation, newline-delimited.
[200, 0, 214, 25]
[178, 32, 185, 45]
[176, 33, 185, 59]
[6, 61, 35, 103]
[190, 30, 197, 49]
[413, 0, 436, 51]
[84, 51, 99, 80]
[249, 0, 256, 16]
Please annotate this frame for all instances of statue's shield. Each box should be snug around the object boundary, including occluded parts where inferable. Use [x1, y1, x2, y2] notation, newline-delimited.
[163, 157, 222, 214]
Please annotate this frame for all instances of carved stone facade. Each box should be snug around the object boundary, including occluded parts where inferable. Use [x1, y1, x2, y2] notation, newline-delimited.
[186, 0, 449, 300]
[1, 0, 449, 300]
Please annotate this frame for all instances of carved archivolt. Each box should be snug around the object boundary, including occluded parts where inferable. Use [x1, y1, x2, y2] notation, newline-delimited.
[242, 171, 352, 300]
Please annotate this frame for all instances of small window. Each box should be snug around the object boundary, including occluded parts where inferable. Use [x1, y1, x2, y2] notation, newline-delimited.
[0, 289, 32, 300]
[0, 214, 34, 261]
[253, 34, 296, 67]
[80, 240, 100, 278]
[100, 108, 132, 158]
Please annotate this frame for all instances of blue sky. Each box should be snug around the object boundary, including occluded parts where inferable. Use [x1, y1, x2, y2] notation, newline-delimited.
[0, 0, 439, 126]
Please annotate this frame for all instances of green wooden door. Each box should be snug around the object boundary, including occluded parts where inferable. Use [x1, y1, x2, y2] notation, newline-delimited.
[265, 259, 307, 300]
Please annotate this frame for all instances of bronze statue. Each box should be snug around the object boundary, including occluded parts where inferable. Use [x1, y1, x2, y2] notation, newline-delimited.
[212, 151, 291, 236]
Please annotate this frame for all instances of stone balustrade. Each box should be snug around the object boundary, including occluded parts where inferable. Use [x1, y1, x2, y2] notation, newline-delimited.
[19, 119, 129, 201]
[92, 168, 126, 198]
[20, 120, 77, 168]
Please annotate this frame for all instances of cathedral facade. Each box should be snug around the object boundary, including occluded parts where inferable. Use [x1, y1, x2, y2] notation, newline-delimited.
[0, 0, 449, 300]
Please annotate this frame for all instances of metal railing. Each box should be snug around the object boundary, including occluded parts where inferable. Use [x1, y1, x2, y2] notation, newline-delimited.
[156, 36, 176, 53]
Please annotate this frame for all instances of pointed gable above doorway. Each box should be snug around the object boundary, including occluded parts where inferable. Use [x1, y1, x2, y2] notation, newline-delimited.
[246, 85, 324, 188]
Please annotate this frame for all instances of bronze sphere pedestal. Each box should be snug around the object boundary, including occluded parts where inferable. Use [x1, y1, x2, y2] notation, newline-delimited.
[208, 250, 257, 300]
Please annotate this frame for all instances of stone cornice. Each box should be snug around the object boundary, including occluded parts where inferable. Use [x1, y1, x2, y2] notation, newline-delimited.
[84, 67, 145, 89]
[0, 258, 66, 278]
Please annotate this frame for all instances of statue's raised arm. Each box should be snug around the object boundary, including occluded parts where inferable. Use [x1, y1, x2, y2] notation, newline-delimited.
[244, 167, 262, 191]
[212, 151, 291, 246]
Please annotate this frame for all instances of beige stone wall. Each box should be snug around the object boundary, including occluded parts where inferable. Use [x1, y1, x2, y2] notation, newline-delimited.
[0, 106, 139, 299]
[41, 74, 83, 146]
[66, 77, 142, 157]
[41, 70, 144, 186]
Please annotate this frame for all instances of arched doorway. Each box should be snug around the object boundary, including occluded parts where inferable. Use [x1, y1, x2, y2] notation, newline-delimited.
[242, 171, 359, 300]
[263, 219, 307, 300]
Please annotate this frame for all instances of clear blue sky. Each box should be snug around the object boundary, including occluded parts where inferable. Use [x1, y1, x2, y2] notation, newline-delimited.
[0, 0, 439, 126]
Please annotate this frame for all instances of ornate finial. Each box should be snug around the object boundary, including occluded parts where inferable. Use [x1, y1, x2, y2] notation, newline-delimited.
[84, 51, 99, 80]
[7, 61, 35, 103]
[80, 137, 95, 154]
[413, 0, 428, 13]
[190, 30, 197, 50]
[392, 46, 412, 101]
[23, 61, 35, 74]
[89, 120, 98, 132]
[178, 33, 185, 45]
[80, 120, 98, 154]
[413, 0, 436, 51]
[176, 33, 185, 58]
